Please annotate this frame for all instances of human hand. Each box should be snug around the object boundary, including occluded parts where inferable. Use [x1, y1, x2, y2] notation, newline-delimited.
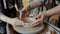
[20, 7, 31, 19]
[30, 14, 44, 27]
[29, 12, 47, 27]
[12, 18, 25, 26]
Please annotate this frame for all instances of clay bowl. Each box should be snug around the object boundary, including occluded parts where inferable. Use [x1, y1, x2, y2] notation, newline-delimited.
[13, 17, 44, 34]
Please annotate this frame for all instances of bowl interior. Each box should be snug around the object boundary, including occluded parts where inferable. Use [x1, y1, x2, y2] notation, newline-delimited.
[21, 17, 36, 23]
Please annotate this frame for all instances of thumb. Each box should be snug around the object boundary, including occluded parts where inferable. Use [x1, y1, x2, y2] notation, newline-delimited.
[40, 14, 44, 20]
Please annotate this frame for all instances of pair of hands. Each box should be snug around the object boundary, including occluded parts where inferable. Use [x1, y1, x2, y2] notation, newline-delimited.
[0, 8, 46, 27]
[20, 7, 46, 27]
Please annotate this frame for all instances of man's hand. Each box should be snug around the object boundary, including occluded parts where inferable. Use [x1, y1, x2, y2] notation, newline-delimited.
[20, 7, 31, 19]
[29, 12, 47, 27]
[31, 14, 44, 27]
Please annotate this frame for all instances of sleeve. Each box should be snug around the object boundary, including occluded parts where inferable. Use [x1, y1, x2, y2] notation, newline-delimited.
[0, 0, 3, 13]
[16, 0, 23, 10]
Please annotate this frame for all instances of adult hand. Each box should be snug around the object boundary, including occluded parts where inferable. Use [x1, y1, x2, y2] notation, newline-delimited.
[12, 18, 25, 26]
[29, 12, 47, 27]
[0, 13, 24, 26]
[20, 7, 31, 19]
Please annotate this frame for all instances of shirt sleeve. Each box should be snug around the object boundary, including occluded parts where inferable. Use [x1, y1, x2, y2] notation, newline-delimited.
[16, 0, 23, 10]
[0, 1, 3, 13]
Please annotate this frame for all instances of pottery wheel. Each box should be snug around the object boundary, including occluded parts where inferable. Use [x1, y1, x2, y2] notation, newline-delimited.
[13, 17, 44, 33]
[13, 24, 44, 34]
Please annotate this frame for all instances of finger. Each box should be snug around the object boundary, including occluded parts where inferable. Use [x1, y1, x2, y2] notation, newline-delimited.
[30, 22, 40, 27]
[31, 14, 44, 27]
[20, 8, 29, 18]
[40, 14, 44, 20]
[36, 15, 41, 19]
[20, 11, 26, 18]
[31, 19, 43, 27]
[20, 8, 26, 15]
[36, 12, 42, 19]
[33, 19, 43, 24]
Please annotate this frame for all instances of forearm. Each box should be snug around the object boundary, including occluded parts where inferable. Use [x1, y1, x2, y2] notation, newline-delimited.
[29, 0, 42, 9]
[45, 5, 60, 17]
[0, 14, 15, 25]
[25, 0, 42, 11]
[0, 14, 25, 26]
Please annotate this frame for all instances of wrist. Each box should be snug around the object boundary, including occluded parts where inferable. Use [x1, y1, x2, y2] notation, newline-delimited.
[43, 11, 48, 17]
[26, 5, 32, 11]
[14, 18, 25, 26]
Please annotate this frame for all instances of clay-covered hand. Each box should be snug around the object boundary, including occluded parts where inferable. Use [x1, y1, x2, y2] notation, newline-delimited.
[20, 7, 31, 19]
[29, 12, 47, 27]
